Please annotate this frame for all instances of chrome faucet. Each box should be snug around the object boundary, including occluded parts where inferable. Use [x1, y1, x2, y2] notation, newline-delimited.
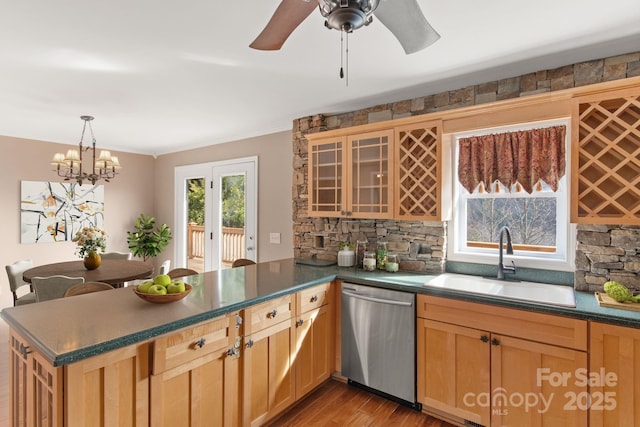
[497, 226, 516, 280]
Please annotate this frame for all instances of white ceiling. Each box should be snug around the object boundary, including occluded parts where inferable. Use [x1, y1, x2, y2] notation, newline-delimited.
[2, 0, 640, 156]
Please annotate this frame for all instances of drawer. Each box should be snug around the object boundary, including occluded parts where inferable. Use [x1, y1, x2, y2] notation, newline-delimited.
[297, 282, 333, 314]
[417, 295, 587, 351]
[153, 314, 234, 374]
[244, 294, 293, 335]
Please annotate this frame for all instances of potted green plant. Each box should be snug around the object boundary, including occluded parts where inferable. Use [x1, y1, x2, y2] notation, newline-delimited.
[338, 241, 355, 267]
[127, 214, 172, 262]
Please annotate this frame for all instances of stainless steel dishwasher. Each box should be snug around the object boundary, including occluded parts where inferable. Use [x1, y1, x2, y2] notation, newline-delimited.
[341, 283, 419, 409]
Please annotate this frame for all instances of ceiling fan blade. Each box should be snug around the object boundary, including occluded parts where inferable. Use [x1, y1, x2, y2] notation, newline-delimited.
[250, 0, 318, 50]
[374, 0, 440, 54]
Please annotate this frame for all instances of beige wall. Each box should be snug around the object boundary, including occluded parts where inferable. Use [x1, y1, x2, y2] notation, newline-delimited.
[153, 130, 294, 266]
[0, 130, 294, 310]
[0, 135, 155, 309]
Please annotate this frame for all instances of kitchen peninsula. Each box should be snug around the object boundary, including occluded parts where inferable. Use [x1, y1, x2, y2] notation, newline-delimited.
[4, 258, 640, 427]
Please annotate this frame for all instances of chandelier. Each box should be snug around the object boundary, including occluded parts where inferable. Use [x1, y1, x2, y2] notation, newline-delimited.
[51, 115, 121, 185]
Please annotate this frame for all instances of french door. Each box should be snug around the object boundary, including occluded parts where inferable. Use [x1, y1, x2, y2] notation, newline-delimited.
[174, 157, 257, 272]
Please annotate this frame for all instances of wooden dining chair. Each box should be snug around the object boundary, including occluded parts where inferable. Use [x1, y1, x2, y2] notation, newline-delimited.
[167, 268, 199, 279]
[231, 258, 256, 268]
[31, 276, 85, 302]
[5, 259, 36, 306]
[100, 252, 133, 260]
[64, 281, 114, 297]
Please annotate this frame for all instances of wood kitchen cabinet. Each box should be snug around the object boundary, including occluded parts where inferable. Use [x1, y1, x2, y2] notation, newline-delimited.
[242, 294, 295, 426]
[65, 341, 150, 427]
[394, 120, 450, 220]
[571, 87, 640, 223]
[589, 321, 640, 427]
[9, 329, 149, 427]
[417, 319, 490, 425]
[150, 312, 241, 427]
[308, 130, 394, 218]
[9, 330, 63, 427]
[417, 295, 588, 427]
[294, 282, 335, 399]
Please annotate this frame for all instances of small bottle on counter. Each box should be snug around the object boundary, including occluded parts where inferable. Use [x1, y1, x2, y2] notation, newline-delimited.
[385, 254, 399, 272]
[363, 252, 376, 271]
[376, 241, 388, 270]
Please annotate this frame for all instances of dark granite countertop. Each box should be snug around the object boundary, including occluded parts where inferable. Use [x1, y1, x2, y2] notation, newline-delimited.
[2, 258, 639, 366]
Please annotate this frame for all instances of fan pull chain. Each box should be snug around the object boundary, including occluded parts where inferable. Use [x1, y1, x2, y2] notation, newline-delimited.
[346, 30, 349, 86]
[340, 31, 344, 79]
[339, 29, 349, 86]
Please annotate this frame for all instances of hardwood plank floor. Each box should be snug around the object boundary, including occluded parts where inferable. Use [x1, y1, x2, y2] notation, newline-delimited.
[268, 380, 455, 427]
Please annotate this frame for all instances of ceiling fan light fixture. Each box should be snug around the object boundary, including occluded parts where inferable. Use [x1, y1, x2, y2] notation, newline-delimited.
[320, 0, 379, 32]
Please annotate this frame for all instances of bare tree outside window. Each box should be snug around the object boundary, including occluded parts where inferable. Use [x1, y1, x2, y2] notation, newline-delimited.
[466, 197, 557, 251]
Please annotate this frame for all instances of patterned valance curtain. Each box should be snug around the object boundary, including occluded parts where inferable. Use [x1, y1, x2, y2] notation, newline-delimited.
[458, 125, 566, 194]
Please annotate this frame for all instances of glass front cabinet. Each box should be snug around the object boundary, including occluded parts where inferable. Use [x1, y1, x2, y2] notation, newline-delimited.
[308, 130, 394, 218]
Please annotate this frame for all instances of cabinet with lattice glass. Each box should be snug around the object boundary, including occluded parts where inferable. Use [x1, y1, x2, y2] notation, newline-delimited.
[572, 88, 640, 223]
[394, 120, 449, 220]
[308, 130, 394, 218]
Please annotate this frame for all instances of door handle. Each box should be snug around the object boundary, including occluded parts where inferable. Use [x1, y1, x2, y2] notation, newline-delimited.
[342, 290, 413, 307]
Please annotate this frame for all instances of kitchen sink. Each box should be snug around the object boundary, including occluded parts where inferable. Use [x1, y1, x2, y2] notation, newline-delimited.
[423, 273, 576, 307]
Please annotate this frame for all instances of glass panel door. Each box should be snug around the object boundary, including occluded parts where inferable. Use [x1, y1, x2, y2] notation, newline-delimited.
[211, 159, 257, 270]
[349, 130, 393, 217]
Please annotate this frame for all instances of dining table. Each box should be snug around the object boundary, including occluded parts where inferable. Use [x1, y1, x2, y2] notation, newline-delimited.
[22, 259, 153, 288]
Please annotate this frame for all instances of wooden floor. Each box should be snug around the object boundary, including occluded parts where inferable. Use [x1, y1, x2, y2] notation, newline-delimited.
[268, 380, 455, 427]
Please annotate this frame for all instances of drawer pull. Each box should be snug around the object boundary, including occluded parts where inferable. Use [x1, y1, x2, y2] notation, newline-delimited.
[310, 295, 318, 303]
[296, 319, 304, 327]
[267, 309, 278, 319]
[193, 338, 206, 350]
[246, 339, 254, 349]
[235, 314, 243, 329]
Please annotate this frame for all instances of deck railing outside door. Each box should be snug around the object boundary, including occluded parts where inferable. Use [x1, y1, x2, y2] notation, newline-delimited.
[187, 222, 245, 265]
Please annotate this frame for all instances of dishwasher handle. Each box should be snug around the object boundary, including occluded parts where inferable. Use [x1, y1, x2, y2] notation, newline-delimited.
[342, 290, 413, 307]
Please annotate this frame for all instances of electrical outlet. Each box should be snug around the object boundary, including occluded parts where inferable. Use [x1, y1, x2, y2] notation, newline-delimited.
[269, 232, 281, 244]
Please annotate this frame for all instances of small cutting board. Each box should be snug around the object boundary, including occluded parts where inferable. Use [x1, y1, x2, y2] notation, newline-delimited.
[595, 292, 640, 312]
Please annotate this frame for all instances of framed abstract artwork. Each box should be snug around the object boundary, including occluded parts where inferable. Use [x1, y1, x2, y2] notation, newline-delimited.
[20, 181, 104, 244]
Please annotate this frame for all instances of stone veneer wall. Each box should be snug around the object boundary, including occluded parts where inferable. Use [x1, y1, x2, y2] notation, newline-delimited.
[575, 225, 640, 292]
[292, 52, 640, 275]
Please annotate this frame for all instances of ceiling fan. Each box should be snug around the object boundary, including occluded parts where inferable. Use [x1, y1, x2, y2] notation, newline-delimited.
[250, 0, 440, 55]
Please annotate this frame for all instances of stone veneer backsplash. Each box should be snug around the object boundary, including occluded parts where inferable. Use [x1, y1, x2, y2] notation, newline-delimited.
[575, 224, 640, 292]
[292, 51, 640, 278]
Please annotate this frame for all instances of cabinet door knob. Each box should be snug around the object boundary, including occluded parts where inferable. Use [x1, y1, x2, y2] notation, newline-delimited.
[267, 309, 278, 319]
[480, 335, 489, 343]
[296, 319, 304, 327]
[19, 343, 31, 359]
[246, 339, 254, 349]
[193, 338, 206, 350]
[310, 295, 318, 303]
[491, 338, 500, 346]
[226, 347, 239, 357]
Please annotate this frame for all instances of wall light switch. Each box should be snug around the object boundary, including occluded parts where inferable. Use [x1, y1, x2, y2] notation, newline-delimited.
[270, 232, 281, 244]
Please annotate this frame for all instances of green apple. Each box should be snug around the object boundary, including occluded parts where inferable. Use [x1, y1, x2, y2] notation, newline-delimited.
[137, 281, 154, 293]
[147, 284, 167, 295]
[167, 280, 186, 294]
[153, 274, 171, 287]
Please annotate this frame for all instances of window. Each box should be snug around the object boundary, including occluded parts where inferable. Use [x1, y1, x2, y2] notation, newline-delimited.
[448, 119, 575, 272]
